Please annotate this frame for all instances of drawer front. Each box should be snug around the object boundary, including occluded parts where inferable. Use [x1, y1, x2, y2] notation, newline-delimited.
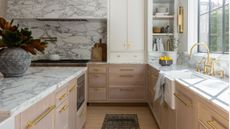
[21, 93, 55, 129]
[198, 103, 229, 129]
[109, 73, 145, 85]
[56, 100, 69, 129]
[88, 88, 107, 101]
[88, 74, 107, 88]
[56, 87, 68, 106]
[88, 65, 107, 74]
[109, 53, 144, 63]
[109, 64, 145, 74]
[109, 87, 145, 100]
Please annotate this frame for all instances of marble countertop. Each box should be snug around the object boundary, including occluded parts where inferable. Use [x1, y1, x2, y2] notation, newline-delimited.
[148, 61, 229, 112]
[0, 67, 87, 117]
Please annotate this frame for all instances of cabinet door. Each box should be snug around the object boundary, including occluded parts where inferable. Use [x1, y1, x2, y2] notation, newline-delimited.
[175, 92, 194, 129]
[127, 0, 145, 52]
[56, 100, 69, 129]
[20, 93, 55, 129]
[68, 84, 77, 129]
[109, 0, 127, 52]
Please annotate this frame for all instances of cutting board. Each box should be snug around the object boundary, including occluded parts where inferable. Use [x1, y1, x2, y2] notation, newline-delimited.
[91, 43, 103, 62]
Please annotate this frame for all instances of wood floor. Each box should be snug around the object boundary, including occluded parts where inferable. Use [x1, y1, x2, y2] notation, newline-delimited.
[84, 105, 159, 129]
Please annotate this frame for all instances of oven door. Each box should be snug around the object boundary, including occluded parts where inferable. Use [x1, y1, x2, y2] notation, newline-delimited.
[77, 74, 85, 110]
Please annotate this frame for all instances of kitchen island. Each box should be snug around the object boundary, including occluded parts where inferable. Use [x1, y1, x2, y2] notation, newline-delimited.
[0, 67, 87, 129]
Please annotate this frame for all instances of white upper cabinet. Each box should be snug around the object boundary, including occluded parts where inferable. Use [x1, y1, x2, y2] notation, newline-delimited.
[7, 0, 107, 19]
[109, 0, 128, 52]
[109, 0, 145, 52]
[127, 0, 145, 52]
[108, 0, 145, 63]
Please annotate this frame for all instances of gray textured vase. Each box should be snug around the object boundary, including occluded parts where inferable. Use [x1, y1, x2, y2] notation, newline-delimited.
[0, 48, 32, 77]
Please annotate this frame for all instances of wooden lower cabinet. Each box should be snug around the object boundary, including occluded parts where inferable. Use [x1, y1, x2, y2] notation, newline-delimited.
[175, 83, 196, 129]
[88, 88, 107, 101]
[108, 64, 146, 102]
[68, 81, 77, 129]
[20, 93, 55, 129]
[87, 64, 146, 102]
[55, 100, 69, 129]
[109, 87, 145, 101]
[198, 101, 229, 129]
[88, 64, 108, 102]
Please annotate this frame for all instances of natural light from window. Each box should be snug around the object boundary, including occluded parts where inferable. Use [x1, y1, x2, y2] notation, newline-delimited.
[198, 0, 229, 54]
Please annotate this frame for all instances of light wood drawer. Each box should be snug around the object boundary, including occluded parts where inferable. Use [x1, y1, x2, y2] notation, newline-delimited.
[88, 65, 107, 74]
[109, 73, 145, 85]
[88, 74, 107, 88]
[56, 100, 69, 129]
[109, 64, 145, 74]
[88, 88, 107, 101]
[109, 87, 145, 100]
[56, 87, 68, 106]
[21, 93, 55, 129]
[198, 102, 229, 129]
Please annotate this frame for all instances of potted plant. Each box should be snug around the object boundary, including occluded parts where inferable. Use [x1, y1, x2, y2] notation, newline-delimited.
[0, 17, 47, 77]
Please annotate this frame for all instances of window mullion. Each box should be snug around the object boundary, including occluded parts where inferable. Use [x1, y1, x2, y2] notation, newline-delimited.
[222, 0, 226, 53]
[208, 0, 211, 51]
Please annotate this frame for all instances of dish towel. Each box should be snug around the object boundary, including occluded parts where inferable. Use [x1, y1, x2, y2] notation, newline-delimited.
[154, 72, 166, 104]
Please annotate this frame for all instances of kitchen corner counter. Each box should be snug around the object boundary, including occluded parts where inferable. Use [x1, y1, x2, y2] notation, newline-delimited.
[0, 67, 87, 117]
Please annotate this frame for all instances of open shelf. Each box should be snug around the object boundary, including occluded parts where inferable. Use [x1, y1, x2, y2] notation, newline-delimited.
[152, 33, 174, 36]
[152, 15, 174, 19]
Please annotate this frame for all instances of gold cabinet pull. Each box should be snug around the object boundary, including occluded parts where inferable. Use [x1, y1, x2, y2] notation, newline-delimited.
[59, 93, 67, 101]
[69, 86, 76, 93]
[207, 120, 217, 129]
[174, 93, 191, 107]
[26, 105, 56, 129]
[120, 88, 134, 92]
[120, 69, 134, 72]
[59, 105, 69, 113]
[119, 75, 134, 78]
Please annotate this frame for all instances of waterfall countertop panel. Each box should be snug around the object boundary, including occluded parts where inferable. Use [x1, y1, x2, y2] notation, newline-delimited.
[0, 67, 87, 117]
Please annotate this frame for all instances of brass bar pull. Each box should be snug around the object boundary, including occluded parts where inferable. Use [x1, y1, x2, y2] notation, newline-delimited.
[69, 86, 76, 93]
[120, 69, 134, 71]
[120, 75, 134, 78]
[120, 88, 134, 92]
[26, 105, 56, 129]
[207, 120, 217, 129]
[93, 69, 99, 72]
[174, 93, 191, 107]
[59, 93, 67, 101]
[59, 105, 69, 113]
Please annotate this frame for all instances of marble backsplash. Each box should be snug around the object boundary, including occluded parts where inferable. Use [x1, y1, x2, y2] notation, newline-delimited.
[15, 19, 107, 60]
[7, 0, 107, 19]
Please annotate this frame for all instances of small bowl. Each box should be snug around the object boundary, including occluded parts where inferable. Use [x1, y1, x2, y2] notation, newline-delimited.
[49, 54, 60, 60]
[159, 60, 173, 66]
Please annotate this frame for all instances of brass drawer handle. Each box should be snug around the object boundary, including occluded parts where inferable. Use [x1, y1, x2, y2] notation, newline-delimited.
[120, 69, 134, 71]
[59, 104, 69, 113]
[69, 86, 76, 93]
[207, 120, 217, 129]
[93, 69, 100, 71]
[120, 88, 134, 92]
[120, 75, 134, 78]
[174, 93, 191, 107]
[59, 93, 67, 101]
[26, 105, 56, 129]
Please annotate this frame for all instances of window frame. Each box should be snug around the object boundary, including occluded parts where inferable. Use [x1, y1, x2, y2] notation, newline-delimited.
[198, 0, 229, 54]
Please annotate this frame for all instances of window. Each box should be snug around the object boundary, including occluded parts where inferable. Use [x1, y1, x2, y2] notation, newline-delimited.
[198, 0, 229, 54]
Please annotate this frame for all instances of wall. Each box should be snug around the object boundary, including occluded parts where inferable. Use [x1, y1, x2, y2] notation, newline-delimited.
[0, 0, 6, 17]
[15, 19, 107, 60]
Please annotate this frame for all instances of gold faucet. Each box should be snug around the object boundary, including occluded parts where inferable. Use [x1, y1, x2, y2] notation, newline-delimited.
[189, 43, 224, 78]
